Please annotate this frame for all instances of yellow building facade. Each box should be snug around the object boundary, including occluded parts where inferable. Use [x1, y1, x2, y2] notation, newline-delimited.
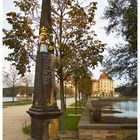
[92, 71, 114, 97]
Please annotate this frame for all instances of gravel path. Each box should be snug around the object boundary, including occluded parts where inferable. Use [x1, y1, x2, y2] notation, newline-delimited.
[3, 105, 31, 140]
[3, 97, 75, 140]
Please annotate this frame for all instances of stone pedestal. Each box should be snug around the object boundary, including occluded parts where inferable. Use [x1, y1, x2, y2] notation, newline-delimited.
[27, 106, 62, 140]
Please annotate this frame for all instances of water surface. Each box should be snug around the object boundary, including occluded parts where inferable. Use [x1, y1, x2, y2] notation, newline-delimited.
[3, 97, 17, 102]
[112, 100, 137, 118]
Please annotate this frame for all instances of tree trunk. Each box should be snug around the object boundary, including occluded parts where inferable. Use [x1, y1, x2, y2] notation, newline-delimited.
[59, 74, 65, 132]
[81, 92, 84, 104]
[75, 83, 78, 115]
[78, 91, 81, 108]
[12, 86, 15, 105]
[12, 95, 14, 104]
[59, 9, 66, 133]
[51, 55, 57, 106]
[64, 83, 66, 111]
[26, 86, 29, 101]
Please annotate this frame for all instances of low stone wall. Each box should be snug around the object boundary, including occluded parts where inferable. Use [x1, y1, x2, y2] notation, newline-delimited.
[59, 131, 79, 139]
[79, 129, 137, 140]
[78, 99, 137, 140]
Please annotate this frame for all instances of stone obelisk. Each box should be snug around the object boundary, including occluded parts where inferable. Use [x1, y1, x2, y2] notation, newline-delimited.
[27, 0, 62, 140]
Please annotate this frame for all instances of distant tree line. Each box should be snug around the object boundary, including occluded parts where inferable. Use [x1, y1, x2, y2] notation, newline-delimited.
[3, 86, 34, 97]
[115, 85, 137, 97]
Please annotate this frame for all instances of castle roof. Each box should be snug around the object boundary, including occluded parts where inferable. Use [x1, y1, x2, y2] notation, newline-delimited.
[92, 72, 114, 82]
[99, 71, 113, 80]
[100, 71, 109, 79]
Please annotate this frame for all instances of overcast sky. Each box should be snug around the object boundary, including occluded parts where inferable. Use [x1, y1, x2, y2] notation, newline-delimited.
[2, 0, 127, 87]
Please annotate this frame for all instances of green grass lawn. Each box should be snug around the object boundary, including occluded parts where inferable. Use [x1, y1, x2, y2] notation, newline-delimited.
[64, 115, 81, 131]
[23, 124, 31, 135]
[58, 107, 84, 131]
[69, 100, 86, 107]
[3, 101, 32, 106]
[66, 107, 84, 114]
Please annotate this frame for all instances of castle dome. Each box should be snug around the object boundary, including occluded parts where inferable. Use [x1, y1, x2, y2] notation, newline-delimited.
[100, 71, 110, 79]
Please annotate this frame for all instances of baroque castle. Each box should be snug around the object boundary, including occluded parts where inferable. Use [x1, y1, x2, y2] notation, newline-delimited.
[92, 71, 115, 97]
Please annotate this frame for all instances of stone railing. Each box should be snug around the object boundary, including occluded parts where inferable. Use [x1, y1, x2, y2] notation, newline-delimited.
[78, 98, 137, 140]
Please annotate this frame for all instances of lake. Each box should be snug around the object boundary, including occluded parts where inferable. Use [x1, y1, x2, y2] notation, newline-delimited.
[113, 100, 137, 118]
[3, 97, 18, 102]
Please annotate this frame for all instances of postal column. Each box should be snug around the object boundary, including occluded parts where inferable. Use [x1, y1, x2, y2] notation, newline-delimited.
[27, 0, 62, 140]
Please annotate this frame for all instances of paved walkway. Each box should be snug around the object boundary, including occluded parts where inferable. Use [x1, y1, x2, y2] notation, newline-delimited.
[3, 97, 75, 140]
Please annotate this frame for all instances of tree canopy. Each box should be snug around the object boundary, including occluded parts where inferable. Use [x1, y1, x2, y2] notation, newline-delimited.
[3, 0, 105, 77]
[103, 0, 137, 85]
[78, 72, 92, 95]
[3, 0, 39, 75]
